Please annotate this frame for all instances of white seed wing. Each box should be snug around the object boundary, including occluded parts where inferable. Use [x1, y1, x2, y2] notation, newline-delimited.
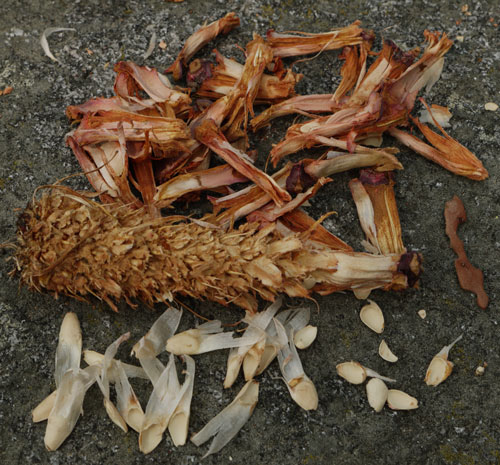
[142, 355, 179, 426]
[277, 327, 318, 410]
[99, 332, 130, 397]
[197, 320, 223, 334]
[32, 390, 58, 423]
[191, 380, 259, 458]
[132, 307, 182, 358]
[54, 313, 82, 388]
[224, 303, 279, 388]
[83, 350, 148, 381]
[138, 357, 166, 386]
[277, 329, 305, 383]
[197, 332, 261, 354]
[95, 333, 130, 432]
[363, 366, 396, 383]
[437, 334, 463, 357]
[244, 296, 283, 330]
[224, 348, 243, 389]
[276, 307, 310, 333]
[242, 339, 267, 381]
[255, 318, 288, 375]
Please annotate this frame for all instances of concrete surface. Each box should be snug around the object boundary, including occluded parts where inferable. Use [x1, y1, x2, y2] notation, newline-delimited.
[1, 0, 499, 464]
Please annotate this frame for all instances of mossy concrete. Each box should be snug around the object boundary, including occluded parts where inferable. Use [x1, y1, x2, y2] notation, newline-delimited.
[1, 1, 499, 464]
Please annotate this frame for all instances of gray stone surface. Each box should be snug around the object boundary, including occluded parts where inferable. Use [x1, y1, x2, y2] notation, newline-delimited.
[1, 0, 499, 464]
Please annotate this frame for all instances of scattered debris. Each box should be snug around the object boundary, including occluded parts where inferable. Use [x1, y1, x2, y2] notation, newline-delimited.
[424, 335, 463, 386]
[484, 102, 498, 111]
[266, 20, 368, 58]
[0, 86, 13, 96]
[419, 104, 452, 128]
[475, 362, 487, 376]
[143, 26, 157, 59]
[350, 170, 406, 256]
[40, 27, 76, 63]
[444, 196, 489, 309]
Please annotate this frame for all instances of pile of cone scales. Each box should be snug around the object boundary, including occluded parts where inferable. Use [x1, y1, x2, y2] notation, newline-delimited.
[11, 14, 491, 311]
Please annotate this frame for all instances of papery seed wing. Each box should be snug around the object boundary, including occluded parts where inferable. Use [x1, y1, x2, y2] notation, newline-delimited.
[255, 317, 288, 375]
[83, 350, 148, 381]
[132, 307, 182, 359]
[32, 390, 58, 423]
[55, 313, 82, 388]
[138, 357, 166, 386]
[276, 307, 310, 333]
[191, 380, 259, 458]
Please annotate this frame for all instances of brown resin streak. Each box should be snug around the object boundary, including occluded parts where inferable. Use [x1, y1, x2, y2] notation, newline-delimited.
[444, 195, 488, 309]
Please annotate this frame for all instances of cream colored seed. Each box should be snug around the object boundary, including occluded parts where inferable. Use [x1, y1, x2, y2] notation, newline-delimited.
[366, 378, 388, 412]
[336, 361, 366, 384]
[484, 102, 498, 111]
[294, 325, 317, 349]
[417, 309, 427, 319]
[289, 376, 318, 411]
[336, 361, 395, 385]
[359, 300, 384, 334]
[379, 340, 398, 363]
[387, 389, 418, 410]
[424, 335, 462, 387]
